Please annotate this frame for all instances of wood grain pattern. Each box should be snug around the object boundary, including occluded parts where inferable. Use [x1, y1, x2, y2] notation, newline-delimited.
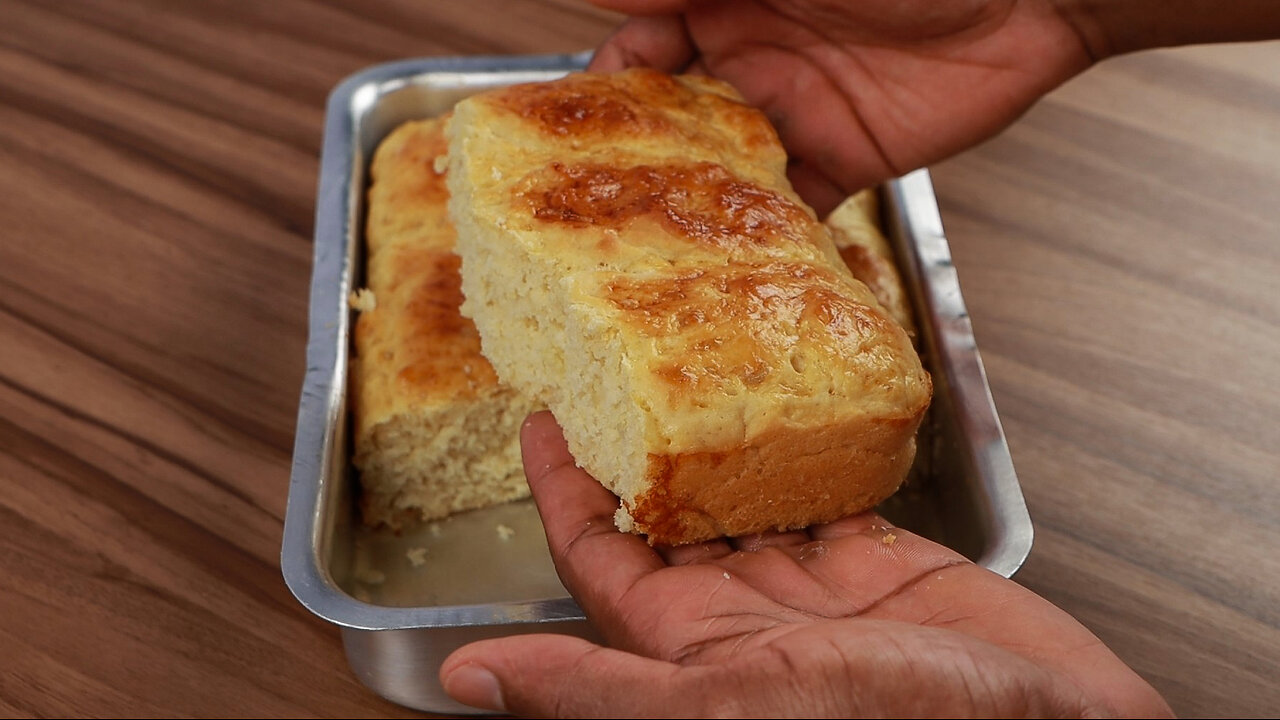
[0, 1, 1275, 717]
[932, 43, 1280, 717]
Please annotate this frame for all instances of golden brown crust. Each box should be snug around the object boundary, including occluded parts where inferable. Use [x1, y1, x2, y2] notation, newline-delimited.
[599, 261, 918, 413]
[522, 161, 813, 251]
[493, 69, 780, 159]
[365, 116, 452, 254]
[630, 417, 920, 544]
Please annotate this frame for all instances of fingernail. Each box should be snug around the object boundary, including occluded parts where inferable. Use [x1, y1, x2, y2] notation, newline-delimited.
[442, 663, 507, 713]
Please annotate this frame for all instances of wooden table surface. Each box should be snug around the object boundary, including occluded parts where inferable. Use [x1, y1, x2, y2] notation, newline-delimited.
[1, 2, 1276, 717]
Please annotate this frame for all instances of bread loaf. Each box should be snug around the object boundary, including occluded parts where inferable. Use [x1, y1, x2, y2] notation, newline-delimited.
[352, 117, 540, 529]
[444, 69, 932, 545]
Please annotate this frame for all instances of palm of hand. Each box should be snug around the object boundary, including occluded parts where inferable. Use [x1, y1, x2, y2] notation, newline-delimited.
[555, 482, 1120, 717]
[590, 0, 1093, 213]
[441, 413, 1171, 717]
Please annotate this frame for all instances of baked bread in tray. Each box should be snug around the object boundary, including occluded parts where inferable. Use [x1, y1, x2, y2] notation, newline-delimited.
[352, 116, 540, 529]
[445, 68, 932, 545]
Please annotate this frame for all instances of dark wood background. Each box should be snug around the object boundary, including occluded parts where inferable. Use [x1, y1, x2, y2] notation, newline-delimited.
[1, 1, 1276, 717]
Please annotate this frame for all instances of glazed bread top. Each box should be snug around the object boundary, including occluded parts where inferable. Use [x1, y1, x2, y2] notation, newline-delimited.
[451, 70, 847, 274]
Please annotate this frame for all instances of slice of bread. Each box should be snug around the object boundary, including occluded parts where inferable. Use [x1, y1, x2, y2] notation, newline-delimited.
[353, 117, 540, 529]
[445, 69, 932, 545]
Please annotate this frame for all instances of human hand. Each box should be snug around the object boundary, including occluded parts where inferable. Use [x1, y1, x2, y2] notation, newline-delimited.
[585, 0, 1095, 215]
[440, 411, 1173, 717]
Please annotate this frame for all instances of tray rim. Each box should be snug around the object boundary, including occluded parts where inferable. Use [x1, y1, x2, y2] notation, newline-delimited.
[281, 52, 1032, 633]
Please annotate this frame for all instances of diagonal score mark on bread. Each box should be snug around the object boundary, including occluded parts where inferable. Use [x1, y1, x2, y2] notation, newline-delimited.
[444, 69, 931, 546]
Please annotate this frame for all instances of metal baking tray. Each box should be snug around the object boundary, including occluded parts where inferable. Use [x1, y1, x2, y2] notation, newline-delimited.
[282, 52, 1033, 715]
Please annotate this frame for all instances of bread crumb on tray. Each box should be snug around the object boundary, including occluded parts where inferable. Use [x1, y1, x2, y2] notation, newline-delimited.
[348, 288, 376, 311]
[406, 547, 428, 567]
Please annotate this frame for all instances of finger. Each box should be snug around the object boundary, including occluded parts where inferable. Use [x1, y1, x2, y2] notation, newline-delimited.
[587, 0, 689, 15]
[787, 160, 852, 219]
[730, 528, 813, 553]
[809, 511, 970, 576]
[684, 56, 710, 76]
[672, 512, 975, 619]
[520, 411, 666, 619]
[441, 633, 701, 717]
[809, 512, 967, 567]
[658, 537, 735, 565]
[800, 516, 975, 612]
[808, 510, 893, 541]
[588, 14, 696, 73]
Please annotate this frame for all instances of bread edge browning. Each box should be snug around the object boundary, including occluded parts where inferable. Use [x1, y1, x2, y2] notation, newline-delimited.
[616, 397, 924, 545]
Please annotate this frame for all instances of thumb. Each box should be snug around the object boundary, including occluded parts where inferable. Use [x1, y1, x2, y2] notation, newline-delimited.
[440, 633, 695, 717]
[587, 14, 694, 74]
